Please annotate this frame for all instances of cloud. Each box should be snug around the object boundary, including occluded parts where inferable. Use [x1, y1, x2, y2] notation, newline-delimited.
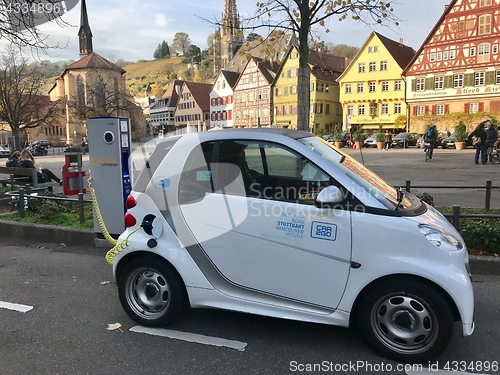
[154, 13, 167, 28]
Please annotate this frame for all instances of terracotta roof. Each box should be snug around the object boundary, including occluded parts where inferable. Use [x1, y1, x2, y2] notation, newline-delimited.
[184, 82, 212, 110]
[220, 70, 240, 89]
[308, 49, 347, 82]
[257, 58, 280, 84]
[374, 32, 416, 70]
[66, 52, 125, 74]
[161, 80, 185, 108]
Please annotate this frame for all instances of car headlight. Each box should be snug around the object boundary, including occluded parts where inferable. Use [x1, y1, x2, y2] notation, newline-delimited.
[419, 224, 463, 251]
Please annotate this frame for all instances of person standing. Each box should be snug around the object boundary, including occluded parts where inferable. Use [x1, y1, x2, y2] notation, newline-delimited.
[467, 121, 488, 164]
[485, 122, 498, 163]
[384, 130, 392, 150]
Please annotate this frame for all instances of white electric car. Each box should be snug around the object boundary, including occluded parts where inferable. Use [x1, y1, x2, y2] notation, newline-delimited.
[111, 128, 474, 363]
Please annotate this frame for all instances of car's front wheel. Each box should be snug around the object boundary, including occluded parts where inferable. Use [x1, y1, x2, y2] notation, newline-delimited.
[357, 278, 454, 363]
[118, 255, 187, 327]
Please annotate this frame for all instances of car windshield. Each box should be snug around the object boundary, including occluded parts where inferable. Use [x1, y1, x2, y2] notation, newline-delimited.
[300, 136, 412, 210]
[394, 133, 408, 139]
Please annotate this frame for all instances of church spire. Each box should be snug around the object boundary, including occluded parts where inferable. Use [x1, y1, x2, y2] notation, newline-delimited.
[214, 0, 243, 74]
[78, 0, 93, 58]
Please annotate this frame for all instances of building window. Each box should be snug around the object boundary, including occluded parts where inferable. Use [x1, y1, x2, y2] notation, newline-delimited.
[454, 74, 464, 88]
[325, 104, 330, 115]
[382, 81, 389, 92]
[369, 103, 377, 117]
[475, 72, 485, 86]
[436, 52, 442, 61]
[443, 51, 449, 60]
[345, 84, 352, 94]
[416, 78, 425, 91]
[496, 70, 500, 84]
[381, 104, 389, 115]
[416, 106, 425, 116]
[478, 14, 492, 35]
[478, 43, 490, 62]
[357, 83, 364, 93]
[369, 81, 376, 92]
[430, 53, 436, 62]
[358, 63, 365, 73]
[434, 76, 444, 90]
[469, 102, 479, 113]
[369, 62, 376, 72]
[373, 46, 378, 52]
[450, 50, 456, 59]
[380, 61, 388, 71]
[470, 47, 476, 56]
[436, 104, 445, 115]
[394, 103, 402, 114]
[394, 80, 402, 91]
[358, 104, 365, 115]
[480, 0, 492, 5]
[368, 46, 373, 53]
[347, 105, 354, 116]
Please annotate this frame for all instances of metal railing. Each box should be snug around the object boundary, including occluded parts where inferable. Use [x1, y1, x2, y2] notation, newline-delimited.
[443, 205, 500, 231]
[7, 187, 92, 223]
[404, 179, 498, 210]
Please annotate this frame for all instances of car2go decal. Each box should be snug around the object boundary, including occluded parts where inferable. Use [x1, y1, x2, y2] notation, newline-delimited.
[110, 128, 474, 363]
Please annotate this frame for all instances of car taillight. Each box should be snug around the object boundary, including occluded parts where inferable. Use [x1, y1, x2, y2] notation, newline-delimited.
[124, 212, 137, 227]
[126, 195, 137, 209]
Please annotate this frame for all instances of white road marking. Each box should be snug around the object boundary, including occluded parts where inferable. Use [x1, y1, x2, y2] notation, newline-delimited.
[0, 301, 33, 313]
[130, 326, 247, 351]
[407, 369, 491, 375]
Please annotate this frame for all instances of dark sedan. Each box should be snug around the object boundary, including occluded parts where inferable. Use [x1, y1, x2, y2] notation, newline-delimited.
[390, 132, 419, 148]
[441, 133, 473, 148]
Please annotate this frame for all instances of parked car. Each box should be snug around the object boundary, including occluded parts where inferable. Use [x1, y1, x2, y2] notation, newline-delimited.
[441, 132, 473, 149]
[30, 140, 52, 148]
[0, 146, 10, 157]
[108, 128, 474, 363]
[416, 131, 449, 148]
[363, 134, 377, 147]
[390, 132, 420, 148]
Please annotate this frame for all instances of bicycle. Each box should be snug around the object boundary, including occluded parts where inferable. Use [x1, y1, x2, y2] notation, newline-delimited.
[424, 142, 431, 161]
[488, 146, 499, 164]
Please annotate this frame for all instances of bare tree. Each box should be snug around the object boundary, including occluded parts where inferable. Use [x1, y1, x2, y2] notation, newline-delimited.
[0, 0, 76, 57]
[211, 1, 399, 131]
[171, 32, 192, 56]
[0, 46, 61, 150]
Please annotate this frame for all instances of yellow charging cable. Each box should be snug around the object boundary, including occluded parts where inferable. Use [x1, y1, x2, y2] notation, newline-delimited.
[88, 174, 140, 265]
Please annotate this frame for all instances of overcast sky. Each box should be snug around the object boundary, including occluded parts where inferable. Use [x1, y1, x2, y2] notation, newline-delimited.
[30, 0, 450, 63]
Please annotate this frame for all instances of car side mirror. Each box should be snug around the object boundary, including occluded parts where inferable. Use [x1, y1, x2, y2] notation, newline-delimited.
[316, 185, 344, 205]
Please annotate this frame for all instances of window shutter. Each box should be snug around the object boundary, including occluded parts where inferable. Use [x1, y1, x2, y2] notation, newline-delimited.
[445, 104, 449, 114]
[412, 106, 417, 116]
[464, 103, 469, 112]
[425, 77, 434, 90]
[431, 105, 436, 114]
[444, 75, 453, 88]
[411, 79, 416, 92]
[479, 102, 484, 111]
[425, 106, 429, 114]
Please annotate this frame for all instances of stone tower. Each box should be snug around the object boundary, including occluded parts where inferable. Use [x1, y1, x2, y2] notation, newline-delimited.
[214, 0, 243, 74]
[78, 0, 93, 58]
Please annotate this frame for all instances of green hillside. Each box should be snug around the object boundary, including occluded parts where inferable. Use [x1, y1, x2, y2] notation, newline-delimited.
[123, 56, 213, 97]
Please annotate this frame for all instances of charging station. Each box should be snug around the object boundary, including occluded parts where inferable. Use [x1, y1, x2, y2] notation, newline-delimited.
[87, 117, 132, 241]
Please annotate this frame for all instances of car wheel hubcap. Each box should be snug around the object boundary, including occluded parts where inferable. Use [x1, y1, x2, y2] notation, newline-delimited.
[125, 268, 171, 320]
[371, 294, 438, 354]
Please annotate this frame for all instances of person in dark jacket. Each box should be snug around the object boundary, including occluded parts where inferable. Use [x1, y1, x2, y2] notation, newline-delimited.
[18, 148, 62, 185]
[6, 150, 20, 167]
[467, 121, 488, 164]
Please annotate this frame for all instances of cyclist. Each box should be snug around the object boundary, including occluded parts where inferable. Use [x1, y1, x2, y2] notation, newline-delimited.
[424, 124, 437, 159]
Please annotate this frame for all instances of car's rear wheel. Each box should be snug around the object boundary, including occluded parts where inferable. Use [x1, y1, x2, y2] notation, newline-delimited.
[118, 255, 187, 326]
[357, 278, 454, 363]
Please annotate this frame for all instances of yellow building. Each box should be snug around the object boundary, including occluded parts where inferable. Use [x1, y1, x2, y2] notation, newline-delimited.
[273, 45, 346, 133]
[338, 32, 416, 133]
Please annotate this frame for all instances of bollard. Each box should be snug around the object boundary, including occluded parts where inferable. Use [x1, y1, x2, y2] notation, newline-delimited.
[405, 179, 411, 192]
[18, 188, 25, 218]
[78, 193, 84, 223]
[485, 180, 492, 210]
[452, 205, 461, 231]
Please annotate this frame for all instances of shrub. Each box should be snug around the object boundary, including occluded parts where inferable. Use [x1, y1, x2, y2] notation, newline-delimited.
[375, 125, 385, 142]
[455, 121, 467, 142]
[459, 219, 500, 255]
[417, 192, 434, 206]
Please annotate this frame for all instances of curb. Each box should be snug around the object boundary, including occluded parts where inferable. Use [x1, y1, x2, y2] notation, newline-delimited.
[0, 219, 94, 246]
[0, 220, 498, 275]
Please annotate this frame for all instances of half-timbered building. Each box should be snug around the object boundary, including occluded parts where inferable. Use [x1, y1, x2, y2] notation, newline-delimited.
[404, 0, 500, 133]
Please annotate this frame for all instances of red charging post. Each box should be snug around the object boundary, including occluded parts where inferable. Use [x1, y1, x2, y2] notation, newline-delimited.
[62, 153, 86, 195]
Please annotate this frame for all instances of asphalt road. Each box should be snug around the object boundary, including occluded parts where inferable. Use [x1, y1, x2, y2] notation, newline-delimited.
[33, 144, 500, 209]
[0, 237, 499, 375]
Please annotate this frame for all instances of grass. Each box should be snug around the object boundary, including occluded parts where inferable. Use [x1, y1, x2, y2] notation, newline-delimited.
[1, 210, 93, 229]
